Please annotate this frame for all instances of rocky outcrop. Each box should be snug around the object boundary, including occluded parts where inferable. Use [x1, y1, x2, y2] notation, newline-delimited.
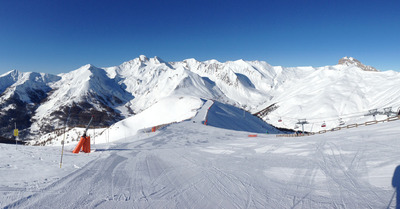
[338, 57, 378, 72]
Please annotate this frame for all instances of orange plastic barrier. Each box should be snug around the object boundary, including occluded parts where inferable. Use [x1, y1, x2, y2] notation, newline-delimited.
[248, 134, 258, 137]
[72, 136, 91, 153]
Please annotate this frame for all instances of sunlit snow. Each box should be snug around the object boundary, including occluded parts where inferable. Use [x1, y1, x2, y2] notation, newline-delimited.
[1, 101, 400, 208]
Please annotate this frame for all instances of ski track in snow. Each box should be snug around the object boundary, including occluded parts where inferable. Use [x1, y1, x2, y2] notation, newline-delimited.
[2, 120, 400, 208]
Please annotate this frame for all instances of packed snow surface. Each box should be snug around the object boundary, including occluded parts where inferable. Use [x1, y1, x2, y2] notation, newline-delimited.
[1, 119, 400, 208]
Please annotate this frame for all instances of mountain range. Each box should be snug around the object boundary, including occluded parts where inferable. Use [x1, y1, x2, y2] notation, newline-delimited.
[1, 55, 399, 142]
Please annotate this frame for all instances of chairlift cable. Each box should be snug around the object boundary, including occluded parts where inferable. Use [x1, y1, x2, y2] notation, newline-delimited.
[264, 105, 400, 125]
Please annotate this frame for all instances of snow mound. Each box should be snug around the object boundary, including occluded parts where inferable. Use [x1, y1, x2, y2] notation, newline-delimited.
[206, 101, 281, 134]
[96, 96, 204, 142]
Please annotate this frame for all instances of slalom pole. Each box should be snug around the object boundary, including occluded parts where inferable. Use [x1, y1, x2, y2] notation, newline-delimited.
[60, 107, 71, 168]
[60, 128, 66, 168]
[14, 123, 17, 150]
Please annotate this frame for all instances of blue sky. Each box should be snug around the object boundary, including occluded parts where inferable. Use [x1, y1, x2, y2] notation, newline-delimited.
[0, 0, 399, 74]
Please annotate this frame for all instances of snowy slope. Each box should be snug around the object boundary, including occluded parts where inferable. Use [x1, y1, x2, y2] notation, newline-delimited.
[0, 70, 60, 138]
[1, 55, 400, 141]
[96, 95, 204, 142]
[29, 64, 134, 137]
[0, 70, 20, 94]
[206, 101, 281, 134]
[105, 56, 226, 113]
[34, 97, 279, 146]
[106, 55, 400, 130]
[33, 96, 205, 146]
[2, 55, 400, 208]
[172, 58, 274, 109]
[0, 70, 60, 104]
[264, 65, 400, 132]
[2, 117, 400, 208]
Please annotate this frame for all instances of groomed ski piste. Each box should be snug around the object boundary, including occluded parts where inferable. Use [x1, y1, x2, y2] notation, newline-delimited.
[1, 96, 400, 208]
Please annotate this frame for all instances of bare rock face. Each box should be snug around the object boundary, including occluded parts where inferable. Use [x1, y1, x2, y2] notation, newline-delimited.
[338, 57, 378, 72]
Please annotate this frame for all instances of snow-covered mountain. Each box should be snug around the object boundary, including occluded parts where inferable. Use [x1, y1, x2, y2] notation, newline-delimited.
[259, 62, 400, 132]
[0, 55, 399, 141]
[0, 70, 60, 137]
[30, 64, 134, 136]
[104, 55, 226, 112]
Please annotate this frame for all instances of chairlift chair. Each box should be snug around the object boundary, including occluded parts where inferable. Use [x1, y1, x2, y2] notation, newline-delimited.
[278, 118, 282, 122]
[339, 118, 345, 126]
[321, 121, 326, 128]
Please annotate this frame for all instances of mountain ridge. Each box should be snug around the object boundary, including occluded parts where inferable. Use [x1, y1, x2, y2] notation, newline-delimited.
[0, 56, 398, 141]
[338, 56, 378, 72]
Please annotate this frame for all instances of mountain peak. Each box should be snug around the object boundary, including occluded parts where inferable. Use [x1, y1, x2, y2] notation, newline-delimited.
[139, 55, 149, 62]
[338, 57, 378, 72]
[1, 69, 20, 78]
[153, 56, 164, 64]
